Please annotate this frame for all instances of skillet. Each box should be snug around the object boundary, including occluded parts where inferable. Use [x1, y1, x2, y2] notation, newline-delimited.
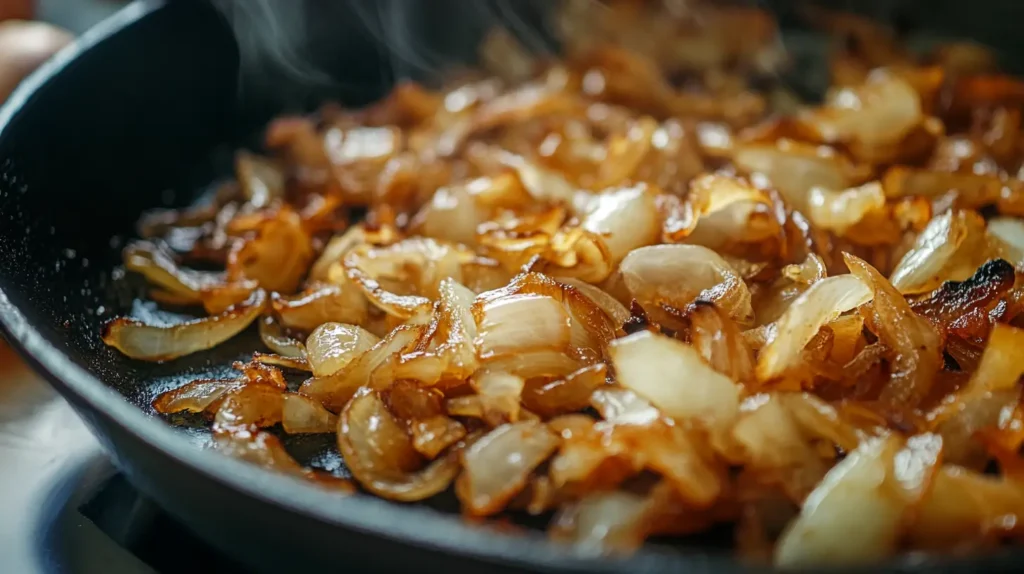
[1, 1, 1024, 572]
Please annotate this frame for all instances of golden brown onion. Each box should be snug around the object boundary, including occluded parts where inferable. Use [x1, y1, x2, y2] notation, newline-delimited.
[756, 274, 872, 383]
[620, 244, 754, 328]
[305, 322, 380, 378]
[610, 331, 740, 434]
[339, 390, 462, 502]
[456, 420, 560, 516]
[102, 290, 267, 361]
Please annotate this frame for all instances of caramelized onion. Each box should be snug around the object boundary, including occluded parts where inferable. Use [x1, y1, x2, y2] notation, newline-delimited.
[282, 392, 338, 434]
[456, 420, 560, 516]
[757, 274, 872, 382]
[102, 290, 266, 361]
[305, 322, 380, 378]
[339, 390, 461, 502]
[775, 434, 941, 567]
[610, 331, 740, 433]
[620, 244, 754, 328]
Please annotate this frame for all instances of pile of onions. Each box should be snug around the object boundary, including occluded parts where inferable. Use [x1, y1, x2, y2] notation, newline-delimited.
[103, 0, 1024, 566]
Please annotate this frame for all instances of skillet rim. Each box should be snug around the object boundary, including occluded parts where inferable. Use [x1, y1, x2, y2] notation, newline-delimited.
[0, 2, 1020, 572]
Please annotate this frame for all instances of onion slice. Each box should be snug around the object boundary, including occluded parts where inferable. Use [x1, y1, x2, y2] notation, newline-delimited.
[282, 392, 338, 434]
[756, 274, 872, 382]
[300, 325, 425, 412]
[102, 289, 267, 361]
[621, 244, 754, 328]
[456, 420, 560, 516]
[339, 390, 462, 502]
[610, 331, 740, 434]
[775, 433, 942, 567]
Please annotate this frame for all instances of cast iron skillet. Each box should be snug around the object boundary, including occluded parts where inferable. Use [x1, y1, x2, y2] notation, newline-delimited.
[0, 1, 1022, 572]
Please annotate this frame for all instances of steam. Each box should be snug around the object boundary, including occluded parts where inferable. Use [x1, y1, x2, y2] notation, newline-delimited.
[212, 0, 557, 109]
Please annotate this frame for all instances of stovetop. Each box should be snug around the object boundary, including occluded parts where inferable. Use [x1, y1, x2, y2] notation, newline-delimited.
[0, 343, 253, 574]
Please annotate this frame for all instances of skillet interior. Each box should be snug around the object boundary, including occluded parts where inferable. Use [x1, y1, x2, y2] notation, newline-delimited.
[2, 1, 1024, 572]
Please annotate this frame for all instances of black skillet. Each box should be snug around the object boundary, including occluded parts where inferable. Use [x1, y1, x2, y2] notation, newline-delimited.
[2, 1, 1024, 572]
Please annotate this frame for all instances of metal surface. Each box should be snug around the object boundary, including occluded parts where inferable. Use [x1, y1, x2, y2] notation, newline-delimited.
[1, 1, 1024, 573]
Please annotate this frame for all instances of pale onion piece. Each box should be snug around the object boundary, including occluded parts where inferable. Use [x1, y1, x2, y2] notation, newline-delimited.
[338, 390, 460, 502]
[776, 393, 861, 453]
[474, 294, 572, 359]
[343, 238, 477, 319]
[235, 151, 285, 208]
[480, 350, 583, 380]
[544, 226, 616, 284]
[889, 209, 985, 294]
[310, 226, 369, 281]
[590, 388, 661, 426]
[908, 466, 1024, 550]
[756, 274, 872, 382]
[471, 371, 526, 426]
[579, 184, 661, 265]
[555, 277, 630, 330]
[798, 70, 922, 148]
[807, 182, 886, 234]
[683, 175, 778, 249]
[987, 217, 1024, 271]
[411, 415, 467, 459]
[620, 244, 754, 327]
[305, 322, 381, 378]
[227, 209, 313, 294]
[732, 395, 827, 502]
[783, 254, 828, 285]
[969, 323, 1024, 392]
[258, 316, 307, 360]
[300, 325, 424, 412]
[272, 282, 369, 331]
[456, 420, 560, 516]
[282, 392, 338, 434]
[732, 141, 867, 213]
[549, 490, 650, 552]
[774, 434, 941, 567]
[846, 253, 942, 410]
[212, 383, 285, 432]
[609, 331, 740, 432]
[102, 290, 267, 361]
[413, 180, 490, 245]
[152, 379, 244, 414]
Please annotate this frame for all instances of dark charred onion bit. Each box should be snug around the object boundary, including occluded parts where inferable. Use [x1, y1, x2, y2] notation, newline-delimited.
[623, 300, 657, 335]
[911, 259, 1015, 341]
